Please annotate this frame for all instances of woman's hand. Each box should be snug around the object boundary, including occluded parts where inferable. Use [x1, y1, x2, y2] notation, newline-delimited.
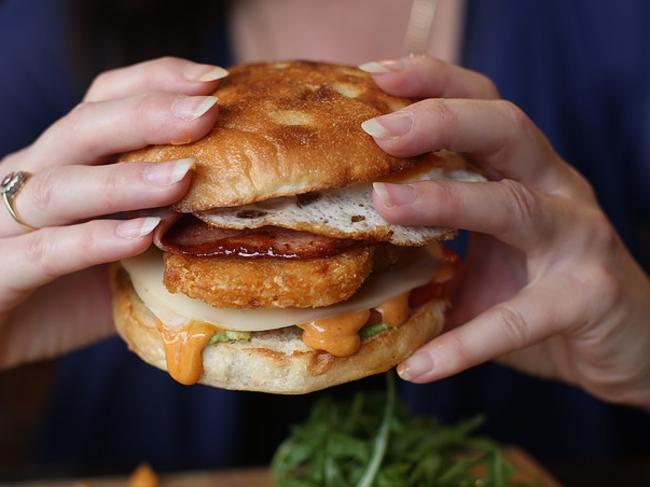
[361, 56, 650, 407]
[0, 57, 228, 369]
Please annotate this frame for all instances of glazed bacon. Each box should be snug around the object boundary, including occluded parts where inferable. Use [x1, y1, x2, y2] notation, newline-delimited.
[156, 215, 357, 259]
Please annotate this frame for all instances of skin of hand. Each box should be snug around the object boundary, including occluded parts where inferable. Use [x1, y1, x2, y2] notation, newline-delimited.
[361, 55, 650, 408]
[0, 57, 229, 369]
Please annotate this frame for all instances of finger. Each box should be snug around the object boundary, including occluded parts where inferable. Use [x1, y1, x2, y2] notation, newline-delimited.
[2, 217, 160, 295]
[359, 55, 499, 99]
[397, 283, 569, 383]
[361, 98, 575, 194]
[0, 160, 193, 237]
[372, 178, 554, 249]
[84, 56, 228, 102]
[23, 92, 219, 169]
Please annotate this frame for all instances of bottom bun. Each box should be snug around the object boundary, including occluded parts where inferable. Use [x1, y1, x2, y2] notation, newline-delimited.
[111, 265, 447, 394]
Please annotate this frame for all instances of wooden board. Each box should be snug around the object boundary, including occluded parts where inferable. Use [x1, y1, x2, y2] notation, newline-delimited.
[5, 469, 271, 487]
[8, 448, 562, 487]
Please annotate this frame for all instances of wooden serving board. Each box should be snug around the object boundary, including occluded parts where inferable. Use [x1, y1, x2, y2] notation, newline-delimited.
[8, 448, 562, 487]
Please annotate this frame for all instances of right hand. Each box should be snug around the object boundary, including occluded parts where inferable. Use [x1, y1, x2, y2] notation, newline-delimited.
[0, 57, 228, 369]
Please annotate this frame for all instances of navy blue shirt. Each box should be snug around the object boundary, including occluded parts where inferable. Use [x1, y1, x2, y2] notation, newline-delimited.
[1, 0, 649, 474]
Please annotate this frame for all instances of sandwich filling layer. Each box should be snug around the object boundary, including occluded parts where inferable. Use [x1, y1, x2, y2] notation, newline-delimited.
[121, 247, 445, 332]
[120, 247, 454, 385]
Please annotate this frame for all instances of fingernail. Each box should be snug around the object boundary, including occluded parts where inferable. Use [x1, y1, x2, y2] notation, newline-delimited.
[373, 182, 417, 207]
[185, 64, 229, 82]
[397, 351, 433, 381]
[116, 217, 161, 239]
[358, 59, 403, 74]
[171, 95, 218, 121]
[143, 158, 194, 185]
[361, 113, 413, 139]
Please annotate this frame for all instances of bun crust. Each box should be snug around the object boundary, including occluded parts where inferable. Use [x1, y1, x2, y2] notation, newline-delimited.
[119, 61, 422, 212]
[111, 266, 446, 394]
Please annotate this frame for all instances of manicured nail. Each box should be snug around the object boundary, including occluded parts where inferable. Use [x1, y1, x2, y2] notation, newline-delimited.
[171, 95, 218, 121]
[116, 217, 161, 239]
[358, 59, 403, 74]
[361, 113, 413, 139]
[397, 351, 433, 381]
[373, 182, 417, 207]
[143, 158, 194, 185]
[185, 64, 229, 82]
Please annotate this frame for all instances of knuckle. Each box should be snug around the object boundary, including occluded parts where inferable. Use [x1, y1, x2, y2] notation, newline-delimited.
[421, 98, 458, 127]
[419, 57, 448, 93]
[493, 305, 530, 349]
[585, 210, 619, 254]
[444, 331, 473, 372]
[477, 74, 499, 97]
[63, 102, 92, 135]
[24, 230, 57, 280]
[497, 99, 533, 133]
[418, 98, 458, 141]
[76, 223, 99, 261]
[86, 70, 115, 99]
[580, 264, 622, 316]
[53, 102, 100, 157]
[422, 181, 462, 221]
[567, 166, 597, 200]
[29, 168, 60, 212]
[132, 92, 161, 126]
[423, 56, 445, 71]
[499, 179, 539, 227]
[420, 55, 446, 74]
[99, 167, 126, 208]
[154, 55, 183, 68]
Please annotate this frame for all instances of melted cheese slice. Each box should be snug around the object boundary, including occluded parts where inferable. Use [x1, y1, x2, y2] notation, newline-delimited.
[121, 248, 441, 332]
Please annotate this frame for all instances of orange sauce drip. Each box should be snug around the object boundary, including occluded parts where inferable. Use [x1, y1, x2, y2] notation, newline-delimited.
[377, 292, 411, 326]
[157, 321, 218, 385]
[298, 309, 371, 357]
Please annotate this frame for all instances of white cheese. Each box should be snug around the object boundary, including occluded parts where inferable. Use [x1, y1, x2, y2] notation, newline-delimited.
[121, 249, 441, 332]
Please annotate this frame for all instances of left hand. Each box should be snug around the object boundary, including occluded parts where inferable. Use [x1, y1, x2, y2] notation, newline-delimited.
[360, 56, 650, 407]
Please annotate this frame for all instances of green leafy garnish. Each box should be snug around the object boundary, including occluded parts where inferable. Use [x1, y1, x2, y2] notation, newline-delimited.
[271, 373, 545, 487]
[356, 370, 395, 487]
[359, 323, 391, 340]
[208, 330, 251, 345]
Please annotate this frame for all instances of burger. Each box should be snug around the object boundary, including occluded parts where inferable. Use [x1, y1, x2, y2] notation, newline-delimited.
[111, 61, 482, 394]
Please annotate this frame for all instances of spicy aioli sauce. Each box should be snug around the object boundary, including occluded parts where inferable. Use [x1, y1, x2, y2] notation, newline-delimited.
[157, 321, 218, 385]
[377, 292, 410, 326]
[298, 309, 371, 357]
[298, 292, 412, 357]
[298, 247, 459, 357]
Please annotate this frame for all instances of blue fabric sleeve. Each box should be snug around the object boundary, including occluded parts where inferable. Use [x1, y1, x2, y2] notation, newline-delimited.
[0, 0, 79, 158]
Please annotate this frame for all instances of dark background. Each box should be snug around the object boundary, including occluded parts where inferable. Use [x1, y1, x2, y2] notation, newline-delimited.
[1, 1, 650, 486]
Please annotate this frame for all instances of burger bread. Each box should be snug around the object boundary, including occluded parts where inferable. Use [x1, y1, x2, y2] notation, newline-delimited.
[112, 265, 446, 394]
[120, 62, 416, 210]
[112, 61, 482, 394]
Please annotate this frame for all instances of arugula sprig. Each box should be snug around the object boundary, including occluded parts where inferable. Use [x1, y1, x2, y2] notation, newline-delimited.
[271, 373, 542, 487]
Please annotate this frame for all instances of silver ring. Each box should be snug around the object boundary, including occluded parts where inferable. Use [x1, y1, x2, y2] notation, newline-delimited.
[1, 171, 37, 231]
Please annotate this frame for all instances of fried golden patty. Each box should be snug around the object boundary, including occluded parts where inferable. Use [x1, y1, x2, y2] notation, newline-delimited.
[163, 246, 379, 308]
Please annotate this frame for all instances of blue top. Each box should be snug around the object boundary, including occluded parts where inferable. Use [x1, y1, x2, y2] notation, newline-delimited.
[1, 0, 649, 474]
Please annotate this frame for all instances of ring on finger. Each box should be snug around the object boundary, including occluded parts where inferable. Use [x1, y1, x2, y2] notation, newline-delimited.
[1, 171, 37, 231]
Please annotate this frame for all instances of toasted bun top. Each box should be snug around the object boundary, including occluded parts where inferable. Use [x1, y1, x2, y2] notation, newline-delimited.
[120, 61, 422, 212]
